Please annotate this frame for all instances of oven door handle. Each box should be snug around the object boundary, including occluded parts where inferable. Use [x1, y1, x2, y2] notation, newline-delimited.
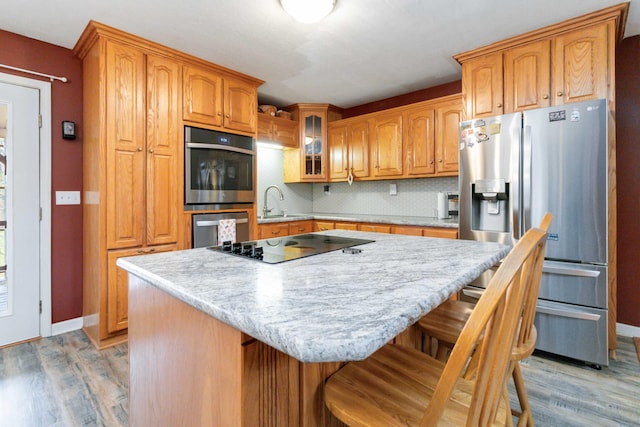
[535, 305, 601, 321]
[195, 218, 249, 227]
[186, 142, 255, 156]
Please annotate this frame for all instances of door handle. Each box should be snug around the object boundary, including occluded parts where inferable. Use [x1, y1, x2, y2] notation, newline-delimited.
[536, 305, 600, 321]
[195, 218, 249, 227]
[542, 265, 600, 278]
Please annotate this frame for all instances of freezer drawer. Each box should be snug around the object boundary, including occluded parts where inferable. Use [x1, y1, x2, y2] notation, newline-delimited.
[534, 299, 608, 366]
[538, 261, 607, 309]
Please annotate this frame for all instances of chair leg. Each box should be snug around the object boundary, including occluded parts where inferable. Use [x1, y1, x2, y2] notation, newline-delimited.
[512, 361, 534, 427]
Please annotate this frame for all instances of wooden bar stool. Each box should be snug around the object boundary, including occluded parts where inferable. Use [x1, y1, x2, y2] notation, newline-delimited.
[417, 213, 552, 426]
[324, 225, 549, 426]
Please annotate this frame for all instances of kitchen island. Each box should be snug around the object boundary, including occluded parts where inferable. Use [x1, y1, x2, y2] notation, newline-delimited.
[118, 230, 509, 426]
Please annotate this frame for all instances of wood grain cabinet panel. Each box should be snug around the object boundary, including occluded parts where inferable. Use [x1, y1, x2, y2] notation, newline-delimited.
[370, 112, 403, 177]
[106, 41, 146, 249]
[435, 99, 463, 175]
[461, 52, 503, 119]
[328, 118, 369, 181]
[258, 114, 298, 148]
[146, 55, 181, 246]
[504, 40, 552, 112]
[182, 65, 224, 127]
[552, 23, 609, 105]
[224, 76, 257, 133]
[404, 105, 436, 176]
[287, 220, 313, 235]
[259, 223, 290, 239]
[183, 65, 257, 133]
[107, 244, 176, 334]
[314, 221, 336, 231]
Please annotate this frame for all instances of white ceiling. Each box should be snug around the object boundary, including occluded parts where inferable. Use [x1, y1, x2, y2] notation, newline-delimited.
[1, 0, 638, 108]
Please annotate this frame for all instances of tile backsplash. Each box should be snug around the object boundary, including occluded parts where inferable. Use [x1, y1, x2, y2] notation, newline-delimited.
[257, 145, 458, 218]
[311, 178, 458, 218]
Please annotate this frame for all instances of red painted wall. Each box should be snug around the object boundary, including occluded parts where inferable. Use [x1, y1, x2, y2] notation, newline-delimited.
[341, 80, 462, 118]
[0, 29, 83, 323]
[616, 35, 640, 327]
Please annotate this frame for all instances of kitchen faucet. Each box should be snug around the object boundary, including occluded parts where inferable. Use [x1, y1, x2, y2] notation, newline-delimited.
[263, 185, 284, 218]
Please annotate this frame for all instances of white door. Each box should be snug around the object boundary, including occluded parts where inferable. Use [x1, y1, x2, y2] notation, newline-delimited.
[0, 82, 41, 347]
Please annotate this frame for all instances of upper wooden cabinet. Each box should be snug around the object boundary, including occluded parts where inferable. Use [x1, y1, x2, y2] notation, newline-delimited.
[325, 94, 463, 181]
[404, 95, 462, 177]
[552, 24, 609, 105]
[328, 117, 369, 181]
[404, 105, 436, 176]
[370, 111, 403, 178]
[435, 98, 463, 176]
[503, 40, 551, 112]
[257, 113, 298, 148]
[183, 65, 257, 133]
[283, 104, 342, 182]
[456, 3, 627, 118]
[461, 52, 504, 118]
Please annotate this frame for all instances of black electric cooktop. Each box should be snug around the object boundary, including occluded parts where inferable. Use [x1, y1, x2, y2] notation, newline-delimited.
[208, 233, 374, 264]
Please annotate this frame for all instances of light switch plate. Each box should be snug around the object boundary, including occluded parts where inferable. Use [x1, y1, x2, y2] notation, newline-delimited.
[389, 183, 397, 196]
[56, 191, 81, 205]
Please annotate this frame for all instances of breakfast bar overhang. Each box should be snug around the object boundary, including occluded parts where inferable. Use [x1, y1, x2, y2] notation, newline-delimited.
[117, 230, 509, 426]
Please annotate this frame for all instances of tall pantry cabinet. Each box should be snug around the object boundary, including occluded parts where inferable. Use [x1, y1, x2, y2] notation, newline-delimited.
[75, 23, 180, 348]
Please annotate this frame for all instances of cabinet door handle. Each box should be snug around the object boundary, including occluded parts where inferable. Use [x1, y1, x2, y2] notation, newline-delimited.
[557, 91, 564, 96]
[137, 147, 143, 151]
[271, 230, 281, 235]
[438, 159, 443, 163]
[149, 148, 154, 153]
[543, 94, 549, 99]
[430, 160, 434, 165]
[225, 114, 230, 118]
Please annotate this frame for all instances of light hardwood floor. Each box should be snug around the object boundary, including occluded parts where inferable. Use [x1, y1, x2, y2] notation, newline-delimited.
[0, 330, 638, 426]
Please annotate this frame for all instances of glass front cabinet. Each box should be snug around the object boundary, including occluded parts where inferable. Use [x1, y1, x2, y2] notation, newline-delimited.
[283, 104, 342, 182]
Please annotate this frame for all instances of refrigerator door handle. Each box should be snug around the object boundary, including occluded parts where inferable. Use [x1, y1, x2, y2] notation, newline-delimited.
[522, 124, 532, 233]
[511, 124, 522, 239]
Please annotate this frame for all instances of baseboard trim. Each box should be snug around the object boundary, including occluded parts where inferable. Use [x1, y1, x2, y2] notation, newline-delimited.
[617, 322, 640, 337]
[51, 317, 83, 336]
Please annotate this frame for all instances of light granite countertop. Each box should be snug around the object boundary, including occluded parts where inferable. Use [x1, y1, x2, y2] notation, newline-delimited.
[117, 230, 508, 363]
[258, 212, 459, 228]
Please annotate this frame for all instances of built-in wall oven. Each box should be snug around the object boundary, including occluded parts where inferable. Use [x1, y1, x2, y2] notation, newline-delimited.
[184, 126, 255, 209]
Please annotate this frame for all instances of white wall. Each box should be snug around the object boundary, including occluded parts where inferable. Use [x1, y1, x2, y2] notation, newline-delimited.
[257, 145, 313, 216]
[257, 145, 458, 218]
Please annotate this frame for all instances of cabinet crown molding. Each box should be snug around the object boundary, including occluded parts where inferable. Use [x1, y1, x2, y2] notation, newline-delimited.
[73, 20, 264, 87]
[454, 2, 629, 63]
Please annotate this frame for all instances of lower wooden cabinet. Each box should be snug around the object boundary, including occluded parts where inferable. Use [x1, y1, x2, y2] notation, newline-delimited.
[259, 223, 290, 239]
[107, 244, 176, 334]
[259, 220, 314, 239]
[358, 223, 391, 233]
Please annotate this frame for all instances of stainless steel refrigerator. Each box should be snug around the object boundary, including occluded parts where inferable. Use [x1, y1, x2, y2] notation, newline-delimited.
[458, 98, 609, 367]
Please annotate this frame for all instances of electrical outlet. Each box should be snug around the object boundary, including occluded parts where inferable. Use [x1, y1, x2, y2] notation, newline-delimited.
[56, 191, 81, 205]
[389, 183, 397, 196]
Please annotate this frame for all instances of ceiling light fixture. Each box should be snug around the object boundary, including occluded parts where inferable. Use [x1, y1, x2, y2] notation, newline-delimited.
[280, 0, 336, 24]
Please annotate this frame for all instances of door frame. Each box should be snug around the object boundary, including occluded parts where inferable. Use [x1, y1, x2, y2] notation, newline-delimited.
[0, 72, 52, 338]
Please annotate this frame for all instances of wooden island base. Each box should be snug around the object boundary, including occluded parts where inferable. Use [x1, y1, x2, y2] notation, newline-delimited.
[129, 275, 363, 427]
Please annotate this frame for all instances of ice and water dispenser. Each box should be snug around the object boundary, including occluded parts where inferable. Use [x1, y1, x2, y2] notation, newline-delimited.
[470, 178, 510, 233]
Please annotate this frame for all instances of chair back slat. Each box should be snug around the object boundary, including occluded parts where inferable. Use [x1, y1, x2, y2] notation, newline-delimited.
[420, 227, 548, 427]
[516, 213, 552, 349]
